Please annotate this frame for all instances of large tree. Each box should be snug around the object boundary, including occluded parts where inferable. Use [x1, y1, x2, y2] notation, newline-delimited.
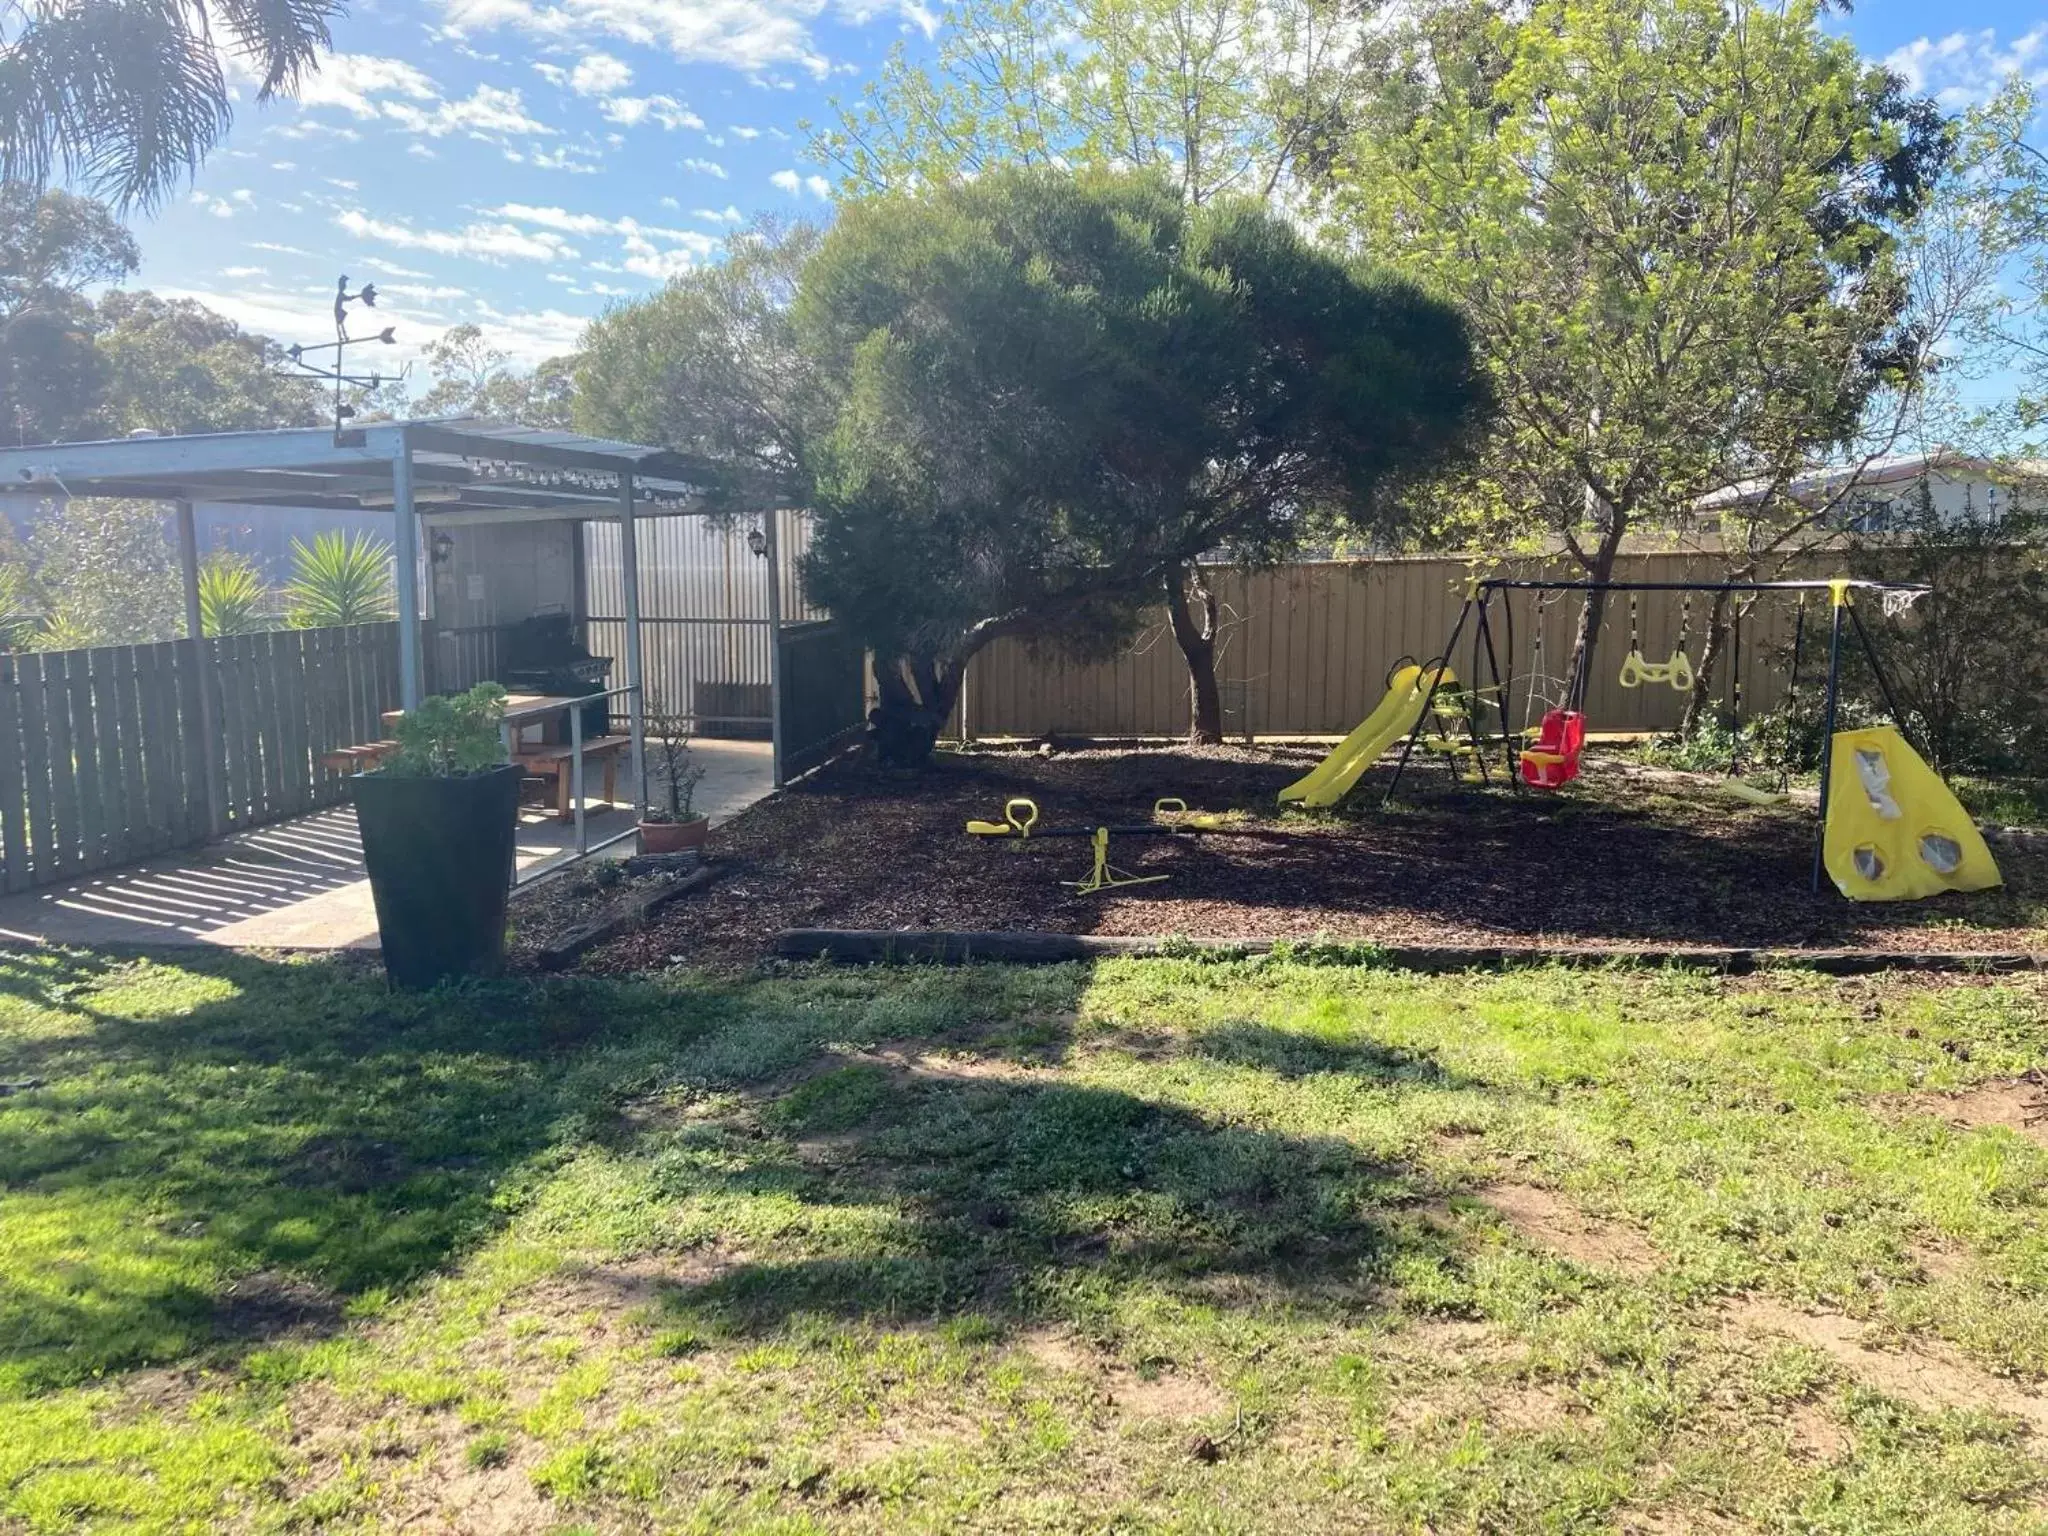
[814, 0, 1386, 740]
[0, 180, 136, 442]
[795, 166, 1486, 761]
[1, 0, 340, 210]
[1327, 0, 1950, 690]
[93, 290, 322, 435]
[411, 324, 575, 428]
[575, 221, 821, 506]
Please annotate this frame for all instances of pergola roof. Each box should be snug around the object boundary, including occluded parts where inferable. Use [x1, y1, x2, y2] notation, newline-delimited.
[0, 416, 745, 525]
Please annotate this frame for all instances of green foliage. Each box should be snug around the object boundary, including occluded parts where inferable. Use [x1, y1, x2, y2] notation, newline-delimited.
[24, 497, 181, 646]
[411, 324, 576, 428]
[284, 531, 397, 630]
[575, 221, 821, 503]
[0, 182, 135, 443]
[1328, 0, 1951, 669]
[90, 291, 323, 436]
[195, 552, 268, 637]
[816, 0, 1372, 206]
[793, 165, 1485, 759]
[1847, 482, 2048, 776]
[644, 713, 706, 823]
[384, 684, 509, 778]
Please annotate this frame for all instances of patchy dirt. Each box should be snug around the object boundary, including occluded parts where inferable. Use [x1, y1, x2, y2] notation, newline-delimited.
[1476, 1183, 1663, 1276]
[581, 745, 2048, 973]
[1016, 1327, 1228, 1422]
[1908, 1073, 2048, 1149]
[1726, 1298, 2048, 1433]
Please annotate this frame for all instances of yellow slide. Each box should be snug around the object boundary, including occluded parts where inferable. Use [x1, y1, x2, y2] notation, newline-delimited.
[1823, 726, 2002, 901]
[1279, 662, 1453, 809]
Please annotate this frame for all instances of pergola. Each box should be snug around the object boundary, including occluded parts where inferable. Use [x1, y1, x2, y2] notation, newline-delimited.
[0, 417, 790, 812]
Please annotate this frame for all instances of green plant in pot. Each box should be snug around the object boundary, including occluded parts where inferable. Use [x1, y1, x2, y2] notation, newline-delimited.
[347, 682, 520, 988]
[640, 712, 710, 855]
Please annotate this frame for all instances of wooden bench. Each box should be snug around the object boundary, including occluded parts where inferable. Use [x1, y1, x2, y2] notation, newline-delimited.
[319, 740, 400, 773]
[514, 735, 631, 822]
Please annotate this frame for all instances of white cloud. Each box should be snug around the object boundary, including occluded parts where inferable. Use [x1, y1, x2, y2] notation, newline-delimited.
[600, 93, 703, 130]
[533, 60, 568, 84]
[570, 51, 635, 93]
[488, 202, 621, 236]
[770, 168, 831, 200]
[250, 241, 315, 256]
[265, 52, 440, 117]
[487, 203, 722, 280]
[431, 0, 936, 80]
[383, 283, 473, 301]
[695, 204, 744, 223]
[269, 159, 297, 170]
[190, 190, 237, 217]
[337, 209, 580, 263]
[730, 125, 761, 140]
[528, 143, 604, 173]
[383, 83, 555, 137]
[1884, 26, 2048, 109]
[327, 176, 359, 191]
[682, 156, 727, 178]
[221, 265, 268, 278]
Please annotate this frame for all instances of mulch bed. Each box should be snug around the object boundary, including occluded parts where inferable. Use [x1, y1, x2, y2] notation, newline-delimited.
[583, 744, 2048, 974]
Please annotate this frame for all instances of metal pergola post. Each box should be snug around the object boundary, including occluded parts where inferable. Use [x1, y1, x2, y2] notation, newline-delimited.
[618, 471, 647, 815]
[392, 437, 422, 709]
[765, 509, 785, 787]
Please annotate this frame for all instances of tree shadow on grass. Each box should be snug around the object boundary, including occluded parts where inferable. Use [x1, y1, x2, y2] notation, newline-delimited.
[0, 944, 745, 1396]
[644, 1011, 1497, 1345]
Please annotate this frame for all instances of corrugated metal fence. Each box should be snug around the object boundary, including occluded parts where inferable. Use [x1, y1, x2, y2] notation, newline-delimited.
[583, 509, 821, 735]
[1, 624, 400, 893]
[955, 552, 1839, 740]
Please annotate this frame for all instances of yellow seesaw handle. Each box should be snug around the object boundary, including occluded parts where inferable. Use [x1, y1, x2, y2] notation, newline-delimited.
[966, 820, 1012, 836]
[1153, 797, 1226, 830]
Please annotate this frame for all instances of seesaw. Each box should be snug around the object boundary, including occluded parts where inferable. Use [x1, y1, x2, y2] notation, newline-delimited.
[964, 797, 1229, 893]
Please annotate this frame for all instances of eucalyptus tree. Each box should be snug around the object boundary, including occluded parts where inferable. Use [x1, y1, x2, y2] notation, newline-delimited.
[1326, 0, 1952, 687]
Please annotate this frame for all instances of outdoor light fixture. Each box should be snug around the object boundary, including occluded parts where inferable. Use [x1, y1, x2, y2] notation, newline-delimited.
[431, 531, 456, 565]
[747, 525, 768, 558]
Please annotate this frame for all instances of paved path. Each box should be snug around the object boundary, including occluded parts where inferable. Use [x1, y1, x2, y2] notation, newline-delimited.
[0, 740, 774, 951]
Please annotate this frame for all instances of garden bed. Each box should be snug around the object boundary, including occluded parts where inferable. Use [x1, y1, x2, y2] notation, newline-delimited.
[585, 744, 2048, 973]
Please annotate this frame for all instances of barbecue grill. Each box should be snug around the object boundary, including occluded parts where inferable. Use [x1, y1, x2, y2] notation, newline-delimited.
[498, 612, 612, 739]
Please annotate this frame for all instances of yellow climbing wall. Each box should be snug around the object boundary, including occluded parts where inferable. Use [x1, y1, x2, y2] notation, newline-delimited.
[1822, 727, 2002, 902]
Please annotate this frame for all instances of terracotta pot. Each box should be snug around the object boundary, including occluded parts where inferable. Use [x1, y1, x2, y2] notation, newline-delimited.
[638, 816, 709, 855]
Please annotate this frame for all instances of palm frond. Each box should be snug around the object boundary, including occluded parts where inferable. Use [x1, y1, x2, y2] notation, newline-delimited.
[197, 551, 269, 634]
[0, 0, 342, 209]
[284, 530, 395, 629]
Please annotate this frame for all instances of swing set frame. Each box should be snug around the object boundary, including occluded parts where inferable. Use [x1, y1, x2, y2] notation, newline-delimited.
[1385, 575, 1934, 893]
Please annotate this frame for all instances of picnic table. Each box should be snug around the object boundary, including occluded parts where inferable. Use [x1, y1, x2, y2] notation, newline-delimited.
[371, 693, 633, 823]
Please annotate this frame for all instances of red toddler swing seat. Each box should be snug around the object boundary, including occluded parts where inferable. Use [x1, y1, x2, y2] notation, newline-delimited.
[1519, 709, 1585, 789]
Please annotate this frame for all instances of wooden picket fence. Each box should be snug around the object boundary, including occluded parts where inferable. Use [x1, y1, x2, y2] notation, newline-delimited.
[0, 624, 401, 894]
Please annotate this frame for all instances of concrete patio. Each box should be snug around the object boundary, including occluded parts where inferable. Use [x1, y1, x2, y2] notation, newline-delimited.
[0, 740, 773, 952]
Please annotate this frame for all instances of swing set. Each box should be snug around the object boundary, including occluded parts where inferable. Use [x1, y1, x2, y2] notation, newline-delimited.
[1383, 573, 2000, 897]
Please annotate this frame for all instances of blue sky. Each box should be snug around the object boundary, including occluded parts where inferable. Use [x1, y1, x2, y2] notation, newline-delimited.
[124, 0, 2048, 380]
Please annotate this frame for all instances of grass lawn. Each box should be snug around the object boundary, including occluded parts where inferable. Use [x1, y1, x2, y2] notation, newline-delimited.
[4, 947, 2048, 1532]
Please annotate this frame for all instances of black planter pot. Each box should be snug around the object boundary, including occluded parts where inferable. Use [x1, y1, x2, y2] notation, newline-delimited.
[349, 764, 522, 988]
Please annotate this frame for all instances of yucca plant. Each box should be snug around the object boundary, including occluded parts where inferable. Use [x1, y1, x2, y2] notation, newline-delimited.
[198, 553, 270, 636]
[285, 532, 397, 629]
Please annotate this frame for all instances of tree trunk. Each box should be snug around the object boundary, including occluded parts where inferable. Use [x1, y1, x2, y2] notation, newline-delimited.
[1564, 518, 1627, 709]
[869, 654, 964, 769]
[1164, 563, 1225, 745]
[1681, 590, 1734, 737]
